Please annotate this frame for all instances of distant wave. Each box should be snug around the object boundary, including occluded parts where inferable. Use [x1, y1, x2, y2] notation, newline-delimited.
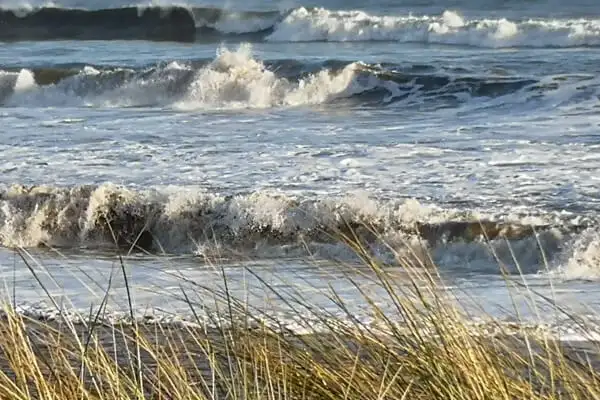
[0, 5, 285, 42]
[266, 8, 600, 48]
[1, 6, 600, 47]
[0, 6, 198, 41]
[2, 45, 583, 110]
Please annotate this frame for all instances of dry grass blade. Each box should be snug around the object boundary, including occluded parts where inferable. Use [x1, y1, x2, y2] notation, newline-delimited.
[0, 226, 598, 399]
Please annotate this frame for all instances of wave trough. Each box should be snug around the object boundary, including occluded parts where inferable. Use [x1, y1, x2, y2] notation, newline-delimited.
[1, 6, 600, 47]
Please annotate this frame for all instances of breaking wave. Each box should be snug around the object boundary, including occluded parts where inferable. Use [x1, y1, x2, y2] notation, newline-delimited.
[1, 6, 600, 47]
[2, 44, 596, 110]
[267, 8, 600, 48]
[557, 228, 600, 280]
[0, 183, 591, 273]
[0, 48, 384, 109]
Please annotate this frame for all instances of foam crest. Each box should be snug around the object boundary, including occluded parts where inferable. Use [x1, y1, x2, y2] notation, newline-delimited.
[561, 228, 600, 280]
[13, 69, 36, 92]
[267, 8, 600, 48]
[176, 45, 367, 109]
[0, 69, 36, 100]
[0, 47, 393, 109]
[2, 5, 600, 47]
[0, 183, 584, 270]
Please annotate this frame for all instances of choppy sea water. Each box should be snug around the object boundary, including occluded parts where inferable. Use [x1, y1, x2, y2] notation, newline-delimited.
[2, 0, 600, 337]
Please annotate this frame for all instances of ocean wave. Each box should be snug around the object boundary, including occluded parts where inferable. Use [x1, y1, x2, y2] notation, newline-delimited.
[1, 6, 600, 47]
[0, 6, 198, 41]
[267, 8, 600, 48]
[0, 5, 286, 42]
[0, 45, 575, 109]
[0, 183, 589, 272]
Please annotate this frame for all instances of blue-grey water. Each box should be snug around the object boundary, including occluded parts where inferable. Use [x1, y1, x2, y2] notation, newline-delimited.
[1, 0, 600, 335]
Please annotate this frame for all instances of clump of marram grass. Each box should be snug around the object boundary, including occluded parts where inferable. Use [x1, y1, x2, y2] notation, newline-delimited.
[1, 231, 600, 400]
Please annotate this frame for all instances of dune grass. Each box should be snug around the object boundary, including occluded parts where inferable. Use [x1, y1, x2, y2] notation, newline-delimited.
[0, 232, 599, 399]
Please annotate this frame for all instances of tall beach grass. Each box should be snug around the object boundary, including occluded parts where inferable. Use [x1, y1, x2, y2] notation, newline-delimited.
[0, 229, 599, 399]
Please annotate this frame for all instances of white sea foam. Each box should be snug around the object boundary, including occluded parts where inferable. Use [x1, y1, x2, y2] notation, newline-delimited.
[0, 46, 398, 109]
[267, 8, 600, 48]
[0, 183, 440, 252]
[3, 4, 600, 48]
[204, 11, 282, 33]
[0, 181, 582, 276]
[7, 3, 600, 48]
[561, 228, 600, 280]
[175, 44, 380, 109]
[13, 69, 36, 92]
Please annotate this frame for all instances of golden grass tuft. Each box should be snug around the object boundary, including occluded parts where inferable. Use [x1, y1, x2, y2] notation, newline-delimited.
[0, 232, 599, 399]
